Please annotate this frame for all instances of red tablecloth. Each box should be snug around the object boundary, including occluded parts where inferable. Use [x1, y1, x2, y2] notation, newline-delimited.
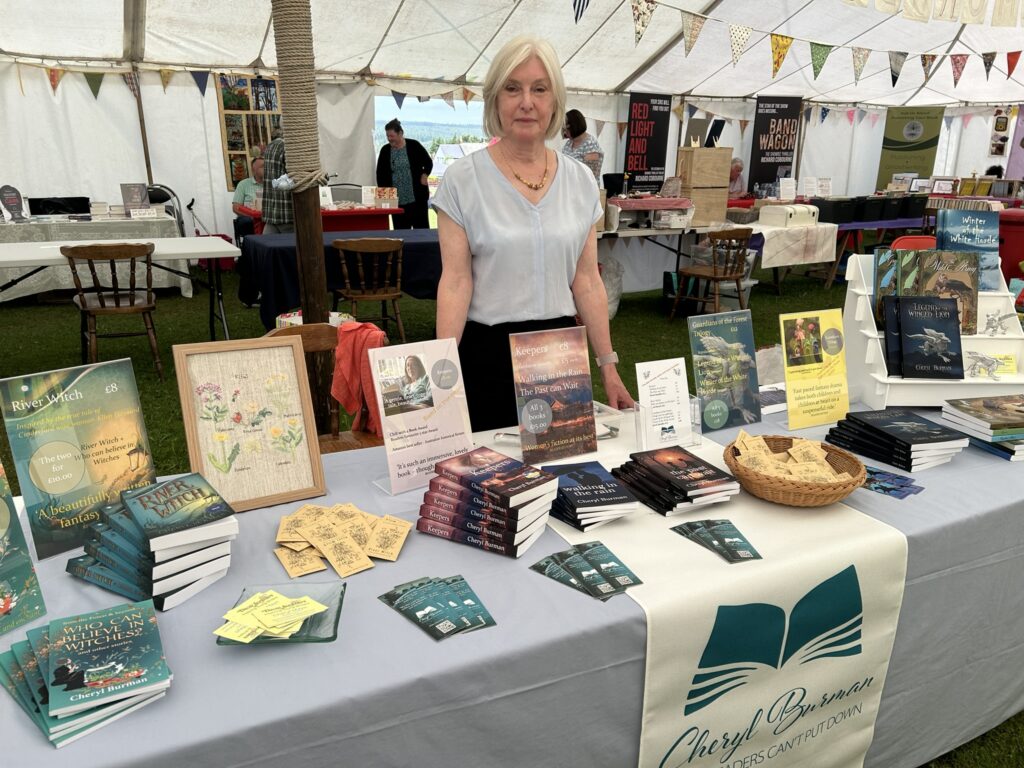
[236, 206, 404, 234]
[728, 198, 756, 209]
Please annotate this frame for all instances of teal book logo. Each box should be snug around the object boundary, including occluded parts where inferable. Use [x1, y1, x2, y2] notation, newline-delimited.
[686, 566, 862, 715]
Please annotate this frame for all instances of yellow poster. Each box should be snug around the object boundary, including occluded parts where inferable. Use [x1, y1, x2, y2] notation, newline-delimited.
[780, 308, 849, 430]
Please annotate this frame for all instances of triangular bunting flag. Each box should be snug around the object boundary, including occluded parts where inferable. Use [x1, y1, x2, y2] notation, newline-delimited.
[594, 118, 605, 134]
[856, 108, 867, 125]
[921, 54, 936, 78]
[392, 90, 406, 109]
[852, 48, 870, 84]
[191, 70, 210, 97]
[122, 72, 140, 99]
[729, 25, 752, 67]
[943, 114, 954, 130]
[804, 106, 812, 124]
[810, 42, 833, 80]
[630, 0, 657, 46]
[960, 0, 987, 23]
[441, 91, 455, 108]
[982, 52, 996, 80]
[618, 122, 629, 139]
[47, 68, 65, 94]
[820, 106, 830, 124]
[462, 88, 474, 106]
[901, 0, 932, 22]
[681, 11, 705, 56]
[84, 72, 104, 99]
[687, 103, 699, 119]
[159, 68, 175, 92]
[1008, 51, 1021, 79]
[889, 51, 908, 87]
[846, 109, 856, 126]
[572, 0, 591, 24]
[962, 113, 974, 128]
[950, 54, 969, 87]
[870, 112, 880, 129]
[739, 119, 749, 137]
[671, 104, 685, 121]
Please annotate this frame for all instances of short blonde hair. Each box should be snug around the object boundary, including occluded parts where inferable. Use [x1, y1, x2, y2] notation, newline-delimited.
[483, 36, 566, 141]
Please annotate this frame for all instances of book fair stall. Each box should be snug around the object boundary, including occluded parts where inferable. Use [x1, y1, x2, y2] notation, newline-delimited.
[5, 3, 1024, 768]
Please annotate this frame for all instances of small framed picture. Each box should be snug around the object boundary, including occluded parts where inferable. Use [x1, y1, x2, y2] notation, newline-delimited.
[930, 176, 958, 194]
[173, 337, 325, 512]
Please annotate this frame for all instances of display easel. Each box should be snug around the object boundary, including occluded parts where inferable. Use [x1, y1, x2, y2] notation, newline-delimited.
[843, 253, 1024, 408]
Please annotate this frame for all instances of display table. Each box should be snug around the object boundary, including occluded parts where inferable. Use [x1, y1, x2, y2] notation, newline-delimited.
[238, 230, 443, 329]
[5, 413, 1024, 767]
[236, 205, 403, 235]
[0, 216, 183, 301]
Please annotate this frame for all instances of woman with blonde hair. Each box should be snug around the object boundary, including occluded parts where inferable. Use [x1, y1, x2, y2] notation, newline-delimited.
[431, 36, 633, 431]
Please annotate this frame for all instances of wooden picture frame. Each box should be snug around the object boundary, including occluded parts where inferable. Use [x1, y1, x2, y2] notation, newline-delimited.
[173, 337, 325, 512]
[215, 72, 281, 192]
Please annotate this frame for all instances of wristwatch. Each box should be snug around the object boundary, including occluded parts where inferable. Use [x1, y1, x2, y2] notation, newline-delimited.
[595, 351, 619, 367]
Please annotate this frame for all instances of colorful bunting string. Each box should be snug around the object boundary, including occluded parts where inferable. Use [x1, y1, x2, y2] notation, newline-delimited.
[191, 71, 210, 97]
[47, 68, 65, 94]
[159, 68, 175, 92]
[630, 0, 658, 46]
[594, 118, 605, 134]
[572, 0, 590, 24]
[920, 54, 936, 78]
[670, 104, 685, 121]
[771, 34, 793, 78]
[950, 54, 969, 87]
[1009, 51, 1021, 79]
[982, 52, 996, 80]
[463, 88, 474, 106]
[122, 71, 140, 100]
[686, 103, 698, 119]
[617, 122, 629, 139]
[810, 42, 833, 80]
[681, 11, 705, 56]
[846, 108, 856, 126]
[739, 119, 749, 136]
[392, 90, 406, 109]
[852, 48, 870, 84]
[870, 112, 880, 129]
[441, 90, 454, 108]
[962, 113, 974, 128]
[84, 72, 104, 99]
[943, 114, 954, 130]
[820, 106, 830, 124]
[729, 25, 752, 67]
[889, 51, 908, 87]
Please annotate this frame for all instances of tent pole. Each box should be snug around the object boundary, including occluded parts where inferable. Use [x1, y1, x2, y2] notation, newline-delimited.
[132, 65, 154, 185]
[794, 100, 807, 182]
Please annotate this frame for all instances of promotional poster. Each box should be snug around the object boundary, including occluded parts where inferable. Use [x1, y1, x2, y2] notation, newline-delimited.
[780, 309, 850, 430]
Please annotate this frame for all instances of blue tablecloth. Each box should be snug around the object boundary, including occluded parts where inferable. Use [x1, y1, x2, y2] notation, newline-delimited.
[238, 229, 442, 329]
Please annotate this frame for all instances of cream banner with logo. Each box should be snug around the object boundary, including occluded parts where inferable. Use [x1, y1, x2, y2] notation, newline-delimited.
[552, 441, 907, 768]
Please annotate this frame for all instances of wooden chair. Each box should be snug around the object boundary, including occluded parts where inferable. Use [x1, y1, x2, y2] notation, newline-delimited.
[331, 238, 406, 343]
[60, 242, 163, 380]
[669, 227, 753, 319]
[265, 323, 384, 453]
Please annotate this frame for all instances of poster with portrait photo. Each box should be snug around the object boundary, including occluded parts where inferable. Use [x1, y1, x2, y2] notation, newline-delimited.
[368, 339, 473, 495]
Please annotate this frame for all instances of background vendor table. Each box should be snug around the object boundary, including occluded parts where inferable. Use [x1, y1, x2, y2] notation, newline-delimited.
[0, 216, 183, 301]
[238, 229, 442, 329]
[5, 412, 1024, 768]
[236, 205, 403, 235]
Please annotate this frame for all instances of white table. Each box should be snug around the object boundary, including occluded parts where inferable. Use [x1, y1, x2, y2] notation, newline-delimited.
[0, 236, 241, 340]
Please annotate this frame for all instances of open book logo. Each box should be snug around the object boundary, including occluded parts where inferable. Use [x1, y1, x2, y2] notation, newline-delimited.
[686, 566, 862, 716]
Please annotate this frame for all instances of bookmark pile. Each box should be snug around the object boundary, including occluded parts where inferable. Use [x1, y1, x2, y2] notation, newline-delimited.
[862, 466, 924, 499]
[531, 541, 642, 600]
[379, 575, 495, 641]
[672, 519, 762, 564]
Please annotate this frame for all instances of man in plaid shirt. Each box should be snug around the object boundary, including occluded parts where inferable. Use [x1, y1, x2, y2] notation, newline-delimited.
[261, 128, 294, 233]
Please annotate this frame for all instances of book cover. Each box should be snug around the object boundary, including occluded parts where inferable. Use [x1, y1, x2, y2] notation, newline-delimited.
[420, 492, 544, 532]
[969, 437, 1024, 461]
[46, 600, 170, 717]
[828, 425, 956, 463]
[882, 296, 903, 377]
[434, 448, 557, 507]
[417, 505, 546, 546]
[88, 522, 152, 573]
[0, 360, 155, 559]
[830, 420, 962, 457]
[65, 555, 151, 602]
[629, 446, 739, 497]
[687, 310, 761, 432]
[845, 409, 968, 448]
[98, 503, 147, 552]
[873, 249, 898, 325]
[895, 250, 921, 296]
[0, 461, 46, 637]
[541, 461, 637, 512]
[824, 431, 941, 472]
[779, 308, 850, 430]
[936, 209, 1001, 292]
[415, 517, 543, 559]
[83, 540, 151, 587]
[367, 338, 474, 495]
[914, 250, 979, 334]
[943, 394, 1024, 430]
[897, 297, 964, 379]
[119, 183, 150, 211]
[509, 326, 598, 464]
[121, 473, 235, 550]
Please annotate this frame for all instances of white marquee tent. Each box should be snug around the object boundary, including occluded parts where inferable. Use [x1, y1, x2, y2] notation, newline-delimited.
[2, 0, 1023, 235]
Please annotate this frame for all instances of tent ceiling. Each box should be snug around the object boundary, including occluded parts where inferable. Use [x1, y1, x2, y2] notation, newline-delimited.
[1, 0, 1022, 104]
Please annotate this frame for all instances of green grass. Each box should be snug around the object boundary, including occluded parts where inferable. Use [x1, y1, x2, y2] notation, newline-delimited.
[0, 262, 1021, 765]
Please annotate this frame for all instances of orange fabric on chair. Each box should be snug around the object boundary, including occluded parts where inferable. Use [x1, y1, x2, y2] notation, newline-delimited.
[331, 322, 387, 437]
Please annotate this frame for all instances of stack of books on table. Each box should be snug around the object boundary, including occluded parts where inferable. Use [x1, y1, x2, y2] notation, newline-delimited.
[66, 473, 237, 610]
[417, 447, 558, 558]
[613, 446, 741, 516]
[0, 600, 171, 747]
[541, 461, 639, 531]
[826, 409, 969, 472]
[942, 395, 1024, 462]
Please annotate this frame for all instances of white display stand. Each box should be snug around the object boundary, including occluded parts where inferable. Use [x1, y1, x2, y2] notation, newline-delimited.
[843, 252, 1024, 408]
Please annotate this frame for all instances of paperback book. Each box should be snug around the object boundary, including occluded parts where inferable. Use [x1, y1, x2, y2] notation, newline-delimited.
[0, 359, 155, 559]
[873, 249, 899, 325]
[434, 448, 558, 508]
[914, 250, 979, 334]
[121, 473, 237, 551]
[541, 461, 638, 514]
[508, 326, 597, 463]
[845, 409, 969, 450]
[897, 297, 964, 379]
[0, 460, 46, 637]
[688, 310, 760, 432]
[629, 446, 740, 498]
[935, 209, 1001, 292]
[943, 394, 1024, 432]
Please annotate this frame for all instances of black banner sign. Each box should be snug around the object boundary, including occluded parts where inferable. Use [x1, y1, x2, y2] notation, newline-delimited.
[624, 92, 672, 193]
[748, 96, 802, 193]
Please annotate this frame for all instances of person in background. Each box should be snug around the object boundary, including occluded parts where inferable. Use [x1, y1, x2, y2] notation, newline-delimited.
[232, 158, 264, 214]
[432, 36, 633, 431]
[561, 109, 603, 180]
[262, 128, 294, 234]
[376, 119, 433, 229]
[729, 157, 746, 196]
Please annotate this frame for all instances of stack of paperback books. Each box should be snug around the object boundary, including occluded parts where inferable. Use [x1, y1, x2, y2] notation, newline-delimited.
[66, 473, 237, 610]
[0, 600, 171, 747]
[613, 446, 740, 515]
[417, 447, 558, 558]
[942, 394, 1024, 461]
[826, 409, 969, 471]
[541, 461, 639, 531]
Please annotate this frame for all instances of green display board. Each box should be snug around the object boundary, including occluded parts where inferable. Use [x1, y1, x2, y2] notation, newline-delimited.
[875, 106, 946, 190]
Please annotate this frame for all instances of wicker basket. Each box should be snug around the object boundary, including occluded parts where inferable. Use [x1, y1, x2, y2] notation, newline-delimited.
[722, 436, 866, 508]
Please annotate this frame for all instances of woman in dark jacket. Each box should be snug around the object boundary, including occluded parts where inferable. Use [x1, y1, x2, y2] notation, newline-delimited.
[376, 119, 433, 229]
